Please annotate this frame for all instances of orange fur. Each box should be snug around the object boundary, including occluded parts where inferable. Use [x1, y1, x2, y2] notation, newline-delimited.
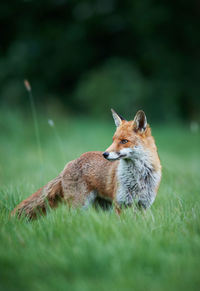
[12, 110, 161, 219]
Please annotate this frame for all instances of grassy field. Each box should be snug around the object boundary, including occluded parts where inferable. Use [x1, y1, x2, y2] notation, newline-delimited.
[0, 109, 200, 291]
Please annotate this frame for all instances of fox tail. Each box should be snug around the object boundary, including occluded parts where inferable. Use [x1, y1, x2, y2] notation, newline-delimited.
[11, 175, 63, 219]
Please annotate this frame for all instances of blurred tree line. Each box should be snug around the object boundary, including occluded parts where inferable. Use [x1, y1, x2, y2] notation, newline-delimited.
[0, 0, 199, 121]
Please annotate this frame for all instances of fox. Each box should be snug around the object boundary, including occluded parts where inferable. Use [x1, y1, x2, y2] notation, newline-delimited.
[12, 109, 162, 219]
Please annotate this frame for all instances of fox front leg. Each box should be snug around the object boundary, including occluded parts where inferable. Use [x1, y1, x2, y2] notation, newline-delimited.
[114, 204, 122, 215]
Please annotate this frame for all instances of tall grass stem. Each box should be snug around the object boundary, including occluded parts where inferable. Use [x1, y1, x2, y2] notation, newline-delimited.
[24, 80, 43, 167]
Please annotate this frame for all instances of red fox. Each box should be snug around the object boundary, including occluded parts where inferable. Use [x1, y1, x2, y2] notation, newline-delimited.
[12, 110, 161, 218]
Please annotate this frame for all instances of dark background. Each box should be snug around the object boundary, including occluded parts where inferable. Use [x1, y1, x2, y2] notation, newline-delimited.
[0, 0, 200, 121]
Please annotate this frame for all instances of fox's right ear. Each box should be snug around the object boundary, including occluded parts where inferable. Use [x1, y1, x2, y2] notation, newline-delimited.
[111, 109, 126, 127]
[133, 110, 147, 132]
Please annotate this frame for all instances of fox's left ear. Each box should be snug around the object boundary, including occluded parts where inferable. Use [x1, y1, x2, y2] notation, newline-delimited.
[111, 109, 126, 127]
[133, 110, 147, 132]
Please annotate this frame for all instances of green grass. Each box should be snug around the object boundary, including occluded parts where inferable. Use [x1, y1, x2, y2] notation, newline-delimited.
[0, 109, 200, 291]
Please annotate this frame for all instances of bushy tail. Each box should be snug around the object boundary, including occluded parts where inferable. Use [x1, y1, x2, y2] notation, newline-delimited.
[11, 175, 63, 219]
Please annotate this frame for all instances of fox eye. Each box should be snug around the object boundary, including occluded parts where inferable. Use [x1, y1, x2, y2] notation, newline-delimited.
[120, 139, 128, 144]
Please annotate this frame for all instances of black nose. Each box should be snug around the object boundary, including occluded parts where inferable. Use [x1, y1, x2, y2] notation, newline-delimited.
[103, 152, 109, 159]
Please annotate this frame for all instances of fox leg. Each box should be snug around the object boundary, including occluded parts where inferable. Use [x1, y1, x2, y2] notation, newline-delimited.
[82, 191, 97, 210]
[115, 205, 121, 215]
[61, 177, 95, 209]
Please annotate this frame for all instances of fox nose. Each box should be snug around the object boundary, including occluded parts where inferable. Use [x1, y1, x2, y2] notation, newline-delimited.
[103, 152, 109, 159]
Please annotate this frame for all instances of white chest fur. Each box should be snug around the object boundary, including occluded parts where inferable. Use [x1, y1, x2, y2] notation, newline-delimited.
[116, 147, 161, 208]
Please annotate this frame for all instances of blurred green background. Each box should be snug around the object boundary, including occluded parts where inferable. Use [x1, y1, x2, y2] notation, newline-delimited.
[0, 0, 200, 121]
[1, 2, 200, 291]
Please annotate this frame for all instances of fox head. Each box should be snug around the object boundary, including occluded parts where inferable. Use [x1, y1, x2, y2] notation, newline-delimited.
[103, 109, 156, 161]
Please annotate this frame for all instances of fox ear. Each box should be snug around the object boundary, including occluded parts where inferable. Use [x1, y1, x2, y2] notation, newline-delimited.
[111, 109, 126, 127]
[133, 110, 147, 132]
